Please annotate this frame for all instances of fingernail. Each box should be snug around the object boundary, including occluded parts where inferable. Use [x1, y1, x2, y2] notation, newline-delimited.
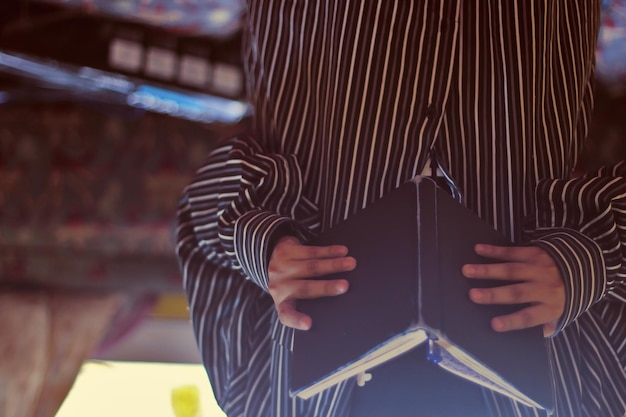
[469, 289, 483, 302]
[463, 265, 475, 276]
[335, 245, 349, 255]
[475, 244, 489, 253]
[492, 318, 505, 332]
[336, 283, 348, 295]
[345, 257, 357, 269]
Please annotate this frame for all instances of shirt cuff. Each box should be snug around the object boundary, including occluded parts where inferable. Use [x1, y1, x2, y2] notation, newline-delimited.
[233, 209, 309, 292]
[531, 228, 607, 335]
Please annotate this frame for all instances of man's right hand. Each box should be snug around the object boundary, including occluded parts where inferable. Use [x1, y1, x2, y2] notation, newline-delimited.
[267, 236, 357, 330]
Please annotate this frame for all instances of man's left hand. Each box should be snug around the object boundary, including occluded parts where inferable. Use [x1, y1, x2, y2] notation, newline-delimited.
[462, 244, 565, 337]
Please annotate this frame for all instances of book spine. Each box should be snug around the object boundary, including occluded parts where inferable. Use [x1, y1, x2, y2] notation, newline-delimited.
[415, 178, 442, 331]
[413, 179, 422, 322]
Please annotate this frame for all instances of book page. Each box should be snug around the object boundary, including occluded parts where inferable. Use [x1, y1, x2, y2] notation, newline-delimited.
[434, 339, 547, 409]
[294, 329, 428, 399]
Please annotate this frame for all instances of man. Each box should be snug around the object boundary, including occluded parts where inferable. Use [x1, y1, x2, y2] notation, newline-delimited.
[177, 1, 626, 416]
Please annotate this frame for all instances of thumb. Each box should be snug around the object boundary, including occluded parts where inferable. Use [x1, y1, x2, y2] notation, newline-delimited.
[277, 299, 312, 330]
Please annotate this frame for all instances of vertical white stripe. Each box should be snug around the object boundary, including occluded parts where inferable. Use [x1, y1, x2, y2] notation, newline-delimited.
[362, 1, 398, 206]
[379, 0, 415, 196]
[330, 0, 366, 221]
[345, 1, 383, 216]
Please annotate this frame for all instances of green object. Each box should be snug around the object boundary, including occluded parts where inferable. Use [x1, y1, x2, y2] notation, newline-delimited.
[171, 385, 201, 417]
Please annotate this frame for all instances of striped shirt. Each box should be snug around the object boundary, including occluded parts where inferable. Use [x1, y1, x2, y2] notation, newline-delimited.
[176, 1, 626, 416]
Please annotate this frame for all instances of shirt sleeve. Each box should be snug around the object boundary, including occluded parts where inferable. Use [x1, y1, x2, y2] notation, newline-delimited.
[176, 134, 319, 413]
[180, 134, 318, 292]
[527, 161, 626, 335]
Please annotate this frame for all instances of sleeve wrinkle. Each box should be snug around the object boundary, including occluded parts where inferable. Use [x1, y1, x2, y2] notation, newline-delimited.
[527, 161, 626, 333]
[183, 135, 319, 290]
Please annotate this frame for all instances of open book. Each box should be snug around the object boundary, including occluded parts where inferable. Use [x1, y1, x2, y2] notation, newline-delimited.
[289, 177, 554, 411]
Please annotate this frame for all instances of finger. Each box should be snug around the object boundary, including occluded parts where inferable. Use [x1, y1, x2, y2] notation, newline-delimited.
[490, 304, 554, 333]
[276, 278, 349, 301]
[296, 244, 351, 260]
[275, 238, 350, 261]
[462, 262, 544, 281]
[276, 300, 312, 330]
[543, 320, 558, 338]
[282, 256, 357, 280]
[474, 244, 550, 264]
[469, 283, 538, 305]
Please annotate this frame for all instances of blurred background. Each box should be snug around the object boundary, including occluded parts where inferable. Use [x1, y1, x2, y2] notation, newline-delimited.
[0, 1, 246, 416]
[0, 1, 624, 417]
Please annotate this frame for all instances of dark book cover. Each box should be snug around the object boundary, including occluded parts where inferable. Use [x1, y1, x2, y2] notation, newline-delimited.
[290, 177, 553, 410]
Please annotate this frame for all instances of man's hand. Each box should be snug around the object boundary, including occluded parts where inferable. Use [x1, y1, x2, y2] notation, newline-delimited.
[268, 236, 357, 330]
[462, 244, 565, 337]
